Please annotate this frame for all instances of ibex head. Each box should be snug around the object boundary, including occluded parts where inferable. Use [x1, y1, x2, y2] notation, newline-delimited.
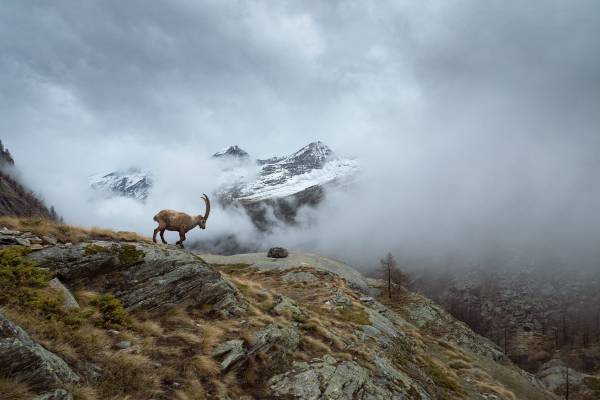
[196, 193, 211, 229]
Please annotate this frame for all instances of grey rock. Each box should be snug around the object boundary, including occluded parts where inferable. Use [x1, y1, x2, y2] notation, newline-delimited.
[226, 324, 301, 372]
[329, 291, 353, 306]
[30, 243, 45, 250]
[15, 237, 31, 246]
[1, 227, 21, 235]
[29, 241, 247, 316]
[273, 295, 306, 319]
[29, 236, 43, 244]
[48, 278, 80, 309]
[268, 247, 289, 258]
[537, 358, 585, 391]
[212, 339, 245, 370]
[33, 389, 73, 400]
[42, 236, 58, 245]
[115, 340, 131, 349]
[269, 355, 415, 400]
[283, 271, 317, 283]
[0, 312, 79, 391]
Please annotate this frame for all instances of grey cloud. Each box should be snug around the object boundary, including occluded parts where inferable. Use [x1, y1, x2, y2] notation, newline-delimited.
[2, 1, 600, 270]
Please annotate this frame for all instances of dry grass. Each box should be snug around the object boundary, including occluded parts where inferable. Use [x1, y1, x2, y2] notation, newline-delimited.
[0, 216, 148, 243]
[448, 360, 473, 370]
[173, 380, 207, 400]
[68, 384, 99, 400]
[99, 353, 160, 398]
[302, 335, 333, 355]
[476, 382, 516, 400]
[191, 355, 220, 377]
[200, 324, 226, 353]
[0, 378, 33, 400]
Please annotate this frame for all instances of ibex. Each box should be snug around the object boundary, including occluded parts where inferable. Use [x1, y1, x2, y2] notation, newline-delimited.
[152, 194, 211, 247]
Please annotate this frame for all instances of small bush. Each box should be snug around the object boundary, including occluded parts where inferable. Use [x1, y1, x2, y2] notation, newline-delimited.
[91, 293, 129, 327]
[116, 244, 145, 265]
[0, 246, 88, 327]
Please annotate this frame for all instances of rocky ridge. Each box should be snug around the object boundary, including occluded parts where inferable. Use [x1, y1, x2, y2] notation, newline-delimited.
[0, 225, 557, 399]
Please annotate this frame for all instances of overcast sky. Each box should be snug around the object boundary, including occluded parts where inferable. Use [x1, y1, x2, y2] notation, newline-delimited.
[2, 1, 600, 269]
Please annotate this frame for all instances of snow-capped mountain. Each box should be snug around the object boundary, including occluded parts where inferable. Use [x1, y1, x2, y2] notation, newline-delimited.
[215, 142, 358, 230]
[220, 141, 358, 202]
[89, 168, 152, 201]
[212, 145, 250, 160]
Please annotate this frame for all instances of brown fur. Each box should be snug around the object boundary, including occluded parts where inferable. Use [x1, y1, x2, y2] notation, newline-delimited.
[152, 194, 210, 247]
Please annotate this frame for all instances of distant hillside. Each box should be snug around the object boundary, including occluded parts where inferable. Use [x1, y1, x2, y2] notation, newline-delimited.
[0, 140, 57, 220]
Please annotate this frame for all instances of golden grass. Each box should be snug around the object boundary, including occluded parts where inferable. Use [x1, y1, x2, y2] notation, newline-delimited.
[448, 360, 473, 370]
[99, 353, 160, 398]
[0, 216, 149, 244]
[191, 355, 220, 377]
[68, 385, 99, 400]
[174, 380, 207, 400]
[476, 382, 516, 400]
[0, 378, 33, 400]
[302, 335, 333, 355]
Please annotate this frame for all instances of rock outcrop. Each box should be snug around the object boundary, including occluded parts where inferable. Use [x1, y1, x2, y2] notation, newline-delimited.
[0, 312, 79, 392]
[29, 241, 247, 316]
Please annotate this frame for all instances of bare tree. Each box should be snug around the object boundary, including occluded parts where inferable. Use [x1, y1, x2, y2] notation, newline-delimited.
[380, 253, 395, 299]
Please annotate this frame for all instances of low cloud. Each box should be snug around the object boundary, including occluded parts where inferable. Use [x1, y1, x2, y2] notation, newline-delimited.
[3, 1, 600, 272]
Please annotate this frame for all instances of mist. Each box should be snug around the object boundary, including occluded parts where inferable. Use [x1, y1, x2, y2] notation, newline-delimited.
[2, 1, 600, 271]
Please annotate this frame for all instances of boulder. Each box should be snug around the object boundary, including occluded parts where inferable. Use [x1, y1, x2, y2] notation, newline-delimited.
[273, 295, 306, 320]
[268, 247, 289, 258]
[224, 324, 301, 373]
[537, 358, 585, 391]
[211, 339, 245, 371]
[48, 278, 80, 309]
[29, 241, 247, 317]
[42, 235, 58, 245]
[0, 312, 79, 391]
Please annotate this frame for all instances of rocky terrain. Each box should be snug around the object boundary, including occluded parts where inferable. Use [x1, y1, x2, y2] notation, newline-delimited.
[0, 219, 558, 399]
[413, 265, 600, 399]
[0, 140, 58, 220]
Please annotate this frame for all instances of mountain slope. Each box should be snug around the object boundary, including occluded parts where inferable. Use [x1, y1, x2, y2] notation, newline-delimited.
[0, 224, 557, 399]
[0, 140, 57, 220]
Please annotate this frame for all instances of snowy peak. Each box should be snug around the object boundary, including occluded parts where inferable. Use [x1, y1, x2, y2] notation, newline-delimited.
[289, 141, 335, 165]
[212, 145, 250, 160]
[89, 168, 152, 201]
[217, 141, 358, 202]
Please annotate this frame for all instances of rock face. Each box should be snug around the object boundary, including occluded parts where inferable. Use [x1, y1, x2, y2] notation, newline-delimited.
[29, 241, 247, 316]
[0, 312, 79, 391]
[212, 145, 250, 160]
[268, 247, 289, 258]
[269, 355, 428, 400]
[48, 277, 80, 309]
